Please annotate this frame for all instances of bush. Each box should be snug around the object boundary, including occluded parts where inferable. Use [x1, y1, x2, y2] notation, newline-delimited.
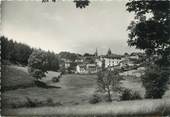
[52, 77, 60, 82]
[46, 98, 55, 106]
[25, 97, 37, 107]
[120, 88, 142, 101]
[24, 97, 61, 108]
[89, 94, 101, 104]
[34, 80, 48, 88]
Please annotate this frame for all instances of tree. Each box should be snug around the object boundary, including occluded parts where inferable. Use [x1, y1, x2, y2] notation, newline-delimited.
[1, 36, 14, 61]
[126, 1, 170, 59]
[142, 64, 170, 99]
[124, 52, 129, 56]
[84, 56, 95, 64]
[83, 53, 93, 57]
[59, 51, 79, 62]
[46, 51, 59, 71]
[1, 36, 32, 65]
[126, 1, 170, 98]
[97, 69, 122, 102]
[42, 0, 90, 9]
[101, 58, 105, 71]
[11, 42, 32, 65]
[74, 0, 90, 9]
[68, 62, 77, 73]
[28, 49, 48, 80]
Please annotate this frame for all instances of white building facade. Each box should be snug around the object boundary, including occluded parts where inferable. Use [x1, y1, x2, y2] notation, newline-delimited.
[76, 64, 97, 74]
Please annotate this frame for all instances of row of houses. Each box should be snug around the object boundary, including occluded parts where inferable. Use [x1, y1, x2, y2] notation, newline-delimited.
[76, 55, 139, 74]
[61, 49, 141, 74]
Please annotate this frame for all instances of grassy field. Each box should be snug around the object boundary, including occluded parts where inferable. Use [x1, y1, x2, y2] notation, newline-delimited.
[2, 65, 170, 116]
[2, 65, 35, 90]
[4, 99, 170, 116]
[2, 66, 98, 108]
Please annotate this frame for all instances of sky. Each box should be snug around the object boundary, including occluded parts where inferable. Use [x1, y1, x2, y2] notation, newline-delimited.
[2, 1, 140, 55]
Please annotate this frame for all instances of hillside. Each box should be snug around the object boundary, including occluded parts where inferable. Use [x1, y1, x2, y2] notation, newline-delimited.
[2, 66, 97, 109]
[2, 65, 35, 91]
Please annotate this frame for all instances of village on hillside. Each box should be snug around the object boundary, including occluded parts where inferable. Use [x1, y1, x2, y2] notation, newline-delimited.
[60, 49, 145, 74]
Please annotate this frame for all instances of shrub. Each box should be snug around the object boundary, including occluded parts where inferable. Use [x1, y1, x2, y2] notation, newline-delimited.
[34, 80, 48, 88]
[89, 94, 101, 104]
[25, 97, 37, 107]
[120, 88, 142, 101]
[46, 98, 54, 106]
[132, 91, 142, 100]
[29, 69, 46, 80]
[52, 77, 60, 82]
[24, 97, 60, 108]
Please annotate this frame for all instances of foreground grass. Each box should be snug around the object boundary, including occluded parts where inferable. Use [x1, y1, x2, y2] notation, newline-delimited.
[4, 99, 170, 116]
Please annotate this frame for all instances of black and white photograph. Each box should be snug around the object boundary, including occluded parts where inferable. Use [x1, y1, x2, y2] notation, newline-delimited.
[1, 0, 170, 116]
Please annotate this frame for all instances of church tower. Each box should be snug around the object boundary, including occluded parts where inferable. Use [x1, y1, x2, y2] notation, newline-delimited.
[107, 48, 112, 56]
[94, 48, 98, 57]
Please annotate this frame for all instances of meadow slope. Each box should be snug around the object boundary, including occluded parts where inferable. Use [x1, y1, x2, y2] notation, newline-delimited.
[2, 65, 35, 90]
[2, 65, 97, 108]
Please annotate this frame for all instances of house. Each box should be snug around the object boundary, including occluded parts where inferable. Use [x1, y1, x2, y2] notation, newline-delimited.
[95, 58, 102, 67]
[95, 56, 122, 70]
[64, 60, 72, 69]
[120, 56, 135, 68]
[76, 63, 97, 74]
[100, 56, 121, 68]
[75, 59, 83, 63]
[86, 64, 97, 74]
[76, 64, 87, 74]
[60, 58, 72, 69]
[129, 55, 139, 60]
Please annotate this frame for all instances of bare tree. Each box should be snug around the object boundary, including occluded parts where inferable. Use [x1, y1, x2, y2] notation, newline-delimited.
[97, 68, 122, 102]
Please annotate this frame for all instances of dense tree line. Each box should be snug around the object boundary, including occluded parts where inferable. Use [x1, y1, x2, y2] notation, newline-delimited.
[1, 36, 32, 65]
[46, 51, 59, 71]
[1, 36, 59, 71]
[59, 51, 81, 62]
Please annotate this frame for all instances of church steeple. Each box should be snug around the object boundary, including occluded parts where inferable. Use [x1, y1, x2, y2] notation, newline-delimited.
[94, 48, 98, 57]
[107, 48, 112, 56]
